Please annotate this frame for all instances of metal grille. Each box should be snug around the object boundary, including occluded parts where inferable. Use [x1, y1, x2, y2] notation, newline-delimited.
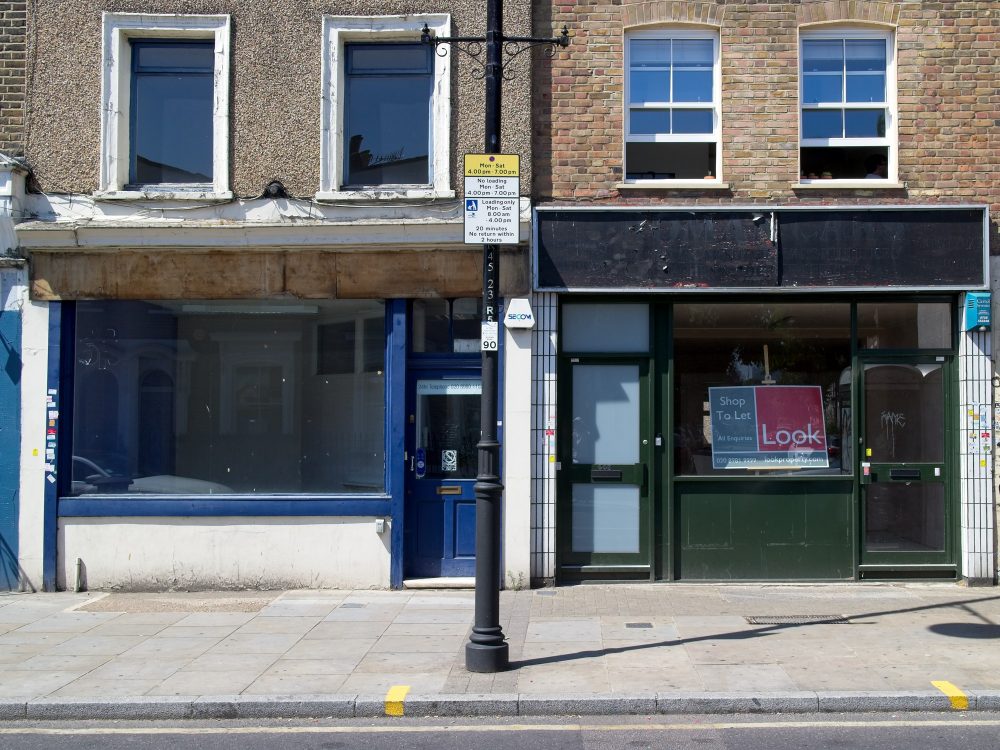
[625, 622, 653, 629]
[744, 615, 850, 625]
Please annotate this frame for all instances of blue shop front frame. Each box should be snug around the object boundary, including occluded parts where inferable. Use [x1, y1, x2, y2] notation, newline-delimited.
[49, 299, 409, 588]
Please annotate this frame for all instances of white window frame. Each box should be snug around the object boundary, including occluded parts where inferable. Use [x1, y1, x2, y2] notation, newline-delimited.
[318, 15, 453, 201]
[798, 27, 897, 185]
[623, 28, 722, 186]
[99, 13, 231, 200]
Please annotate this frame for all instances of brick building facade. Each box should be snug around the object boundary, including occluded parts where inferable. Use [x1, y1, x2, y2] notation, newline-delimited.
[528, 1, 998, 584]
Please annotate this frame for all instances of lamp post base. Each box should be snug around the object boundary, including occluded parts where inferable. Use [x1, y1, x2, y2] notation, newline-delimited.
[466, 640, 510, 673]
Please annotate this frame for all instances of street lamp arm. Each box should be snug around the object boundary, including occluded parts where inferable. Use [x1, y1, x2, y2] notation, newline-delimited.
[421, 23, 570, 81]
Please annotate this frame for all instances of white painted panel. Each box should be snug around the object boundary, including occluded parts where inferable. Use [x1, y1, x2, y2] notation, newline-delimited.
[59, 517, 390, 590]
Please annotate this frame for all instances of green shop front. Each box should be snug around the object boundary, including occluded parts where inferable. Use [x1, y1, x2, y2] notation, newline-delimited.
[532, 206, 993, 583]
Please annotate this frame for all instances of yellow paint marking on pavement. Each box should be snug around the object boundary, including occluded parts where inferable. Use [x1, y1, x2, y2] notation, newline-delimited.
[8, 720, 1000, 736]
[385, 684, 411, 716]
[932, 680, 969, 710]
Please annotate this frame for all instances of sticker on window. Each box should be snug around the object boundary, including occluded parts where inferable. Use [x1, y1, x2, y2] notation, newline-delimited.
[441, 450, 458, 473]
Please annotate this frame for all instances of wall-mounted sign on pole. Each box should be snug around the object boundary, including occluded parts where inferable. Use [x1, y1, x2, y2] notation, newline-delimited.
[464, 154, 519, 246]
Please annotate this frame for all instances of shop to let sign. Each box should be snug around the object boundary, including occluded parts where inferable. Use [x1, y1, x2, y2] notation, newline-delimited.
[709, 385, 828, 469]
[464, 154, 519, 245]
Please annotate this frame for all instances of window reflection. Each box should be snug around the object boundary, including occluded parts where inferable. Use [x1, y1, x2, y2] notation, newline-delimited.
[674, 304, 852, 476]
[344, 43, 432, 186]
[71, 300, 386, 495]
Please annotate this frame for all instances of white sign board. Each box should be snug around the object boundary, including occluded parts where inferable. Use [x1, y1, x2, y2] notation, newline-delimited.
[480, 321, 499, 351]
[463, 154, 520, 245]
[464, 197, 519, 244]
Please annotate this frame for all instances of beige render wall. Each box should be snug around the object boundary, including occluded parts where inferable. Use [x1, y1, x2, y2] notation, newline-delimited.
[533, 0, 1000, 250]
[24, 0, 533, 196]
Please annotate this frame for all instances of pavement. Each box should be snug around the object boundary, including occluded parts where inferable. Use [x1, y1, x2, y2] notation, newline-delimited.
[2, 582, 1000, 719]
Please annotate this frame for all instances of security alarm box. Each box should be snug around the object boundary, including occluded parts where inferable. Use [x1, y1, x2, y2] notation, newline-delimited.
[964, 291, 991, 331]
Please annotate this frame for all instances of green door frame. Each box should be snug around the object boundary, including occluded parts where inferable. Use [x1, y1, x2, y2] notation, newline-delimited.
[556, 354, 654, 581]
[856, 353, 959, 574]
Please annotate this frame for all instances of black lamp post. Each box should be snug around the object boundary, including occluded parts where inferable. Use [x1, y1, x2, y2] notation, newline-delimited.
[422, 3, 568, 674]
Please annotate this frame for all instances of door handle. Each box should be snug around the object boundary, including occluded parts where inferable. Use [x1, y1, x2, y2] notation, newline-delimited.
[410, 456, 415, 471]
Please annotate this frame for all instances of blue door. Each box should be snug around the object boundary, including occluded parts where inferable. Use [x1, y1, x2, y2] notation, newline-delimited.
[0, 303, 20, 590]
[404, 375, 481, 578]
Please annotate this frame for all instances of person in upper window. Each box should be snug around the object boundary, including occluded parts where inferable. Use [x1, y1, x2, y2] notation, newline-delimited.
[865, 155, 888, 179]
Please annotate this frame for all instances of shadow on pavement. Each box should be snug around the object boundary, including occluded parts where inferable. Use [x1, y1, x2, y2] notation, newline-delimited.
[512, 593, 1000, 668]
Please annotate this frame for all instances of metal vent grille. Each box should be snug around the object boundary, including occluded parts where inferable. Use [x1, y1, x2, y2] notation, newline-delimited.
[744, 615, 850, 625]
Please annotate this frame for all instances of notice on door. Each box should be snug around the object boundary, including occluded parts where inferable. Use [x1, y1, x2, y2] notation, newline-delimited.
[709, 385, 828, 470]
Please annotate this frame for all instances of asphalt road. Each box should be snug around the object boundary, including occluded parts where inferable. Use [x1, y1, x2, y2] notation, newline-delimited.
[1, 714, 999, 749]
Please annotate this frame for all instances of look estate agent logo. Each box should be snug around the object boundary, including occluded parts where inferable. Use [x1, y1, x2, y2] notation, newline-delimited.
[708, 386, 829, 470]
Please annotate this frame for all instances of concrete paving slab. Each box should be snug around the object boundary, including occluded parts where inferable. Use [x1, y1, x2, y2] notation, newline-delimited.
[282, 638, 375, 661]
[242, 673, 349, 695]
[235, 616, 323, 635]
[84, 657, 190, 681]
[148, 670, 262, 696]
[172, 612, 257, 627]
[259, 602, 341, 618]
[303, 621, 390, 639]
[391, 611, 474, 625]
[18, 653, 112, 673]
[87, 621, 176, 637]
[208, 633, 302, 655]
[184, 652, 280, 673]
[323, 606, 403, 622]
[120, 636, 218, 659]
[51, 677, 164, 698]
[355, 650, 458, 674]
[49, 634, 150, 656]
[368, 635, 467, 653]
[0, 671, 85, 698]
[694, 664, 799, 692]
[16, 613, 119, 633]
[525, 618, 602, 642]
[263, 658, 361, 677]
[156, 625, 243, 639]
[341, 673, 449, 694]
[606, 666, 706, 693]
[0, 631, 79, 646]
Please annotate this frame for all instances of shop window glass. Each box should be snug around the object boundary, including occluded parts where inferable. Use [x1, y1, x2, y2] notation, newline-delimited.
[857, 302, 952, 349]
[673, 303, 851, 476]
[562, 304, 649, 353]
[70, 299, 386, 496]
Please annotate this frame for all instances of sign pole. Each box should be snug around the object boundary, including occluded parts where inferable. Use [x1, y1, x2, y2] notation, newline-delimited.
[423, 0, 568, 676]
[466, 0, 507, 675]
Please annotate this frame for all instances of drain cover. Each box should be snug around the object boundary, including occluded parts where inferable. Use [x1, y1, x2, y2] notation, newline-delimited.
[535, 591, 557, 597]
[744, 615, 850, 625]
[339, 603, 366, 609]
[625, 622, 653, 629]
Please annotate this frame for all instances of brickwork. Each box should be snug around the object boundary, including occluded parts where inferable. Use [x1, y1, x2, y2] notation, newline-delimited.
[0, 2, 25, 155]
[534, 0, 1000, 251]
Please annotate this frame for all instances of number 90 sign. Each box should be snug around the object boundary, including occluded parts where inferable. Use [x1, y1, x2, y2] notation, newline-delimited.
[481, 321, 499, 351]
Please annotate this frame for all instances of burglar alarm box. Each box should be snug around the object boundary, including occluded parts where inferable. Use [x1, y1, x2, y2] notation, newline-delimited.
[964, 291, 991, 331]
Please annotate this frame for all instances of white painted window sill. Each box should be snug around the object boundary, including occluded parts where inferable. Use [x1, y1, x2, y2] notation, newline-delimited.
[315, 189, 457, 202]
[793, 181, 906, 189]
[617, 181, 730, 190]
[94, 190, 234, 202]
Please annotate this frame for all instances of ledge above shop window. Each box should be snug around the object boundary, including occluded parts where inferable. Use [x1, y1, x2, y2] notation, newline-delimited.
[313, 187, 456, 202]
[93, 189, 235, 202]
[616, 180, 730, 190]
[792, 181, 906, 190]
